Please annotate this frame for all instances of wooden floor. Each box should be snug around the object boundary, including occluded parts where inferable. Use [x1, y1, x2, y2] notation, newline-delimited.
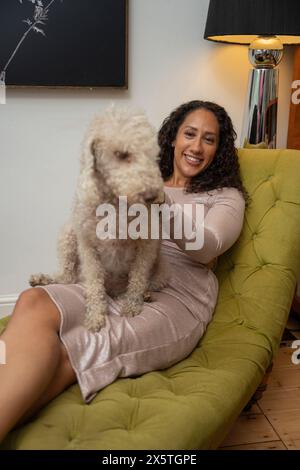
[219, 313, 300, 450]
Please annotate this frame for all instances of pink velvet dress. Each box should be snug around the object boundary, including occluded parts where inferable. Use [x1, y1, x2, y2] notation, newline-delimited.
[39, 186, 245, 403]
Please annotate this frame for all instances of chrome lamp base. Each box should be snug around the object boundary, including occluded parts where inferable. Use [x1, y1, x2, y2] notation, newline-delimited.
[241, 36, 283, 149]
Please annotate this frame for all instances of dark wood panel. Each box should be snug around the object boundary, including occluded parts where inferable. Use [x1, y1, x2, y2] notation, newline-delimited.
[287, 47, 300, 149]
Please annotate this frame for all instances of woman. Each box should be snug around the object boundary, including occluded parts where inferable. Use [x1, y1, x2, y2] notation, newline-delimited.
[0, 100, 246, 441]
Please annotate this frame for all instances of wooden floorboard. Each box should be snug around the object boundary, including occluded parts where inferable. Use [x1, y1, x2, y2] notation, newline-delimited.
[220, 414, 281, 447]
[221, 440, 286, 450]
[266, 411, 300, 450]
[219, 341, 300, 450]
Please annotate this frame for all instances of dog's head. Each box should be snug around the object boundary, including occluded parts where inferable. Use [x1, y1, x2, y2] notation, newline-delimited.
[80, 105, 164, 205]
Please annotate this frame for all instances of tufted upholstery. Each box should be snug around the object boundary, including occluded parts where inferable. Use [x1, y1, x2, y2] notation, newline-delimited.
[1, 149, 300, 450]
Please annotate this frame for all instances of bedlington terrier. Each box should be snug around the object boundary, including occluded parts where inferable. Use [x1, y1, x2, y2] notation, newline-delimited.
[29, 106, 168, 331]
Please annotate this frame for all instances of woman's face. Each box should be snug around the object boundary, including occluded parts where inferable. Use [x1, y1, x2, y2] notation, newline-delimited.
[171, 108, 219, 185]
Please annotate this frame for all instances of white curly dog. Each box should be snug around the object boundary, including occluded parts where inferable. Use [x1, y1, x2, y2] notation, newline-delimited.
[30, 106, 168, 331]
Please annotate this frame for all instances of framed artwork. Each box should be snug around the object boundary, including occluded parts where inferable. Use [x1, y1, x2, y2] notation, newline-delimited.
[288, 46, 300, 149]
[0, 0, 128, 89]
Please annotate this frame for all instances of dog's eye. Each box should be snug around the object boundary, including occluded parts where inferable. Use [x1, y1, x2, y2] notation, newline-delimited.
[114, 151, 130, 161]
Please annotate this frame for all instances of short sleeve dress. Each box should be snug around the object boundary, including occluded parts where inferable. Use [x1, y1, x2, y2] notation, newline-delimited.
[38, 186, 245, 403]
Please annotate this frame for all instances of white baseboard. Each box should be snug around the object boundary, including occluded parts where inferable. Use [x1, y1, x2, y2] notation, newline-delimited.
[0, 294, 18, 319]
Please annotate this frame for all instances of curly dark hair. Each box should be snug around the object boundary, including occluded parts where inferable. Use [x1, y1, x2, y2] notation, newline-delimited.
[158, 100, 247, 200]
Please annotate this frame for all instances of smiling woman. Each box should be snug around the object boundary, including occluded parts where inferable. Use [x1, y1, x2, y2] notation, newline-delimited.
[158, 100, 247, 199]
[170, 108, 219, 187]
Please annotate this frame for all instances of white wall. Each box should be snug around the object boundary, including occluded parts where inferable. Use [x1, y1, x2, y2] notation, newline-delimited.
[0, 0, 295, 302]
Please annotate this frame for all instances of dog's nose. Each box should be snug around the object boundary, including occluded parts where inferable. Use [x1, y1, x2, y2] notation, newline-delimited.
[139, 190, 158, 204]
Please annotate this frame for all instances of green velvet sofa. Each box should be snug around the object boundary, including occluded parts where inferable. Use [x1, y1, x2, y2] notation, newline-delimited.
[1, 148, 300, 450]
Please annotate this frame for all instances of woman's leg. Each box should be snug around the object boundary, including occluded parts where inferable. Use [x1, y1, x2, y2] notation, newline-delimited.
[0, 288, 76, 441]
[16, 341, 76, 427]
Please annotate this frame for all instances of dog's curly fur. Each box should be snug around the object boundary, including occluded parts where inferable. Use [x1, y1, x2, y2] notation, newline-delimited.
[30, 106, 168, 331]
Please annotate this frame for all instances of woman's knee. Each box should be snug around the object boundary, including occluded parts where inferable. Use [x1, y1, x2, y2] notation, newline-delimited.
[15, 288, 47, 313]
[13, 288, 60, 330]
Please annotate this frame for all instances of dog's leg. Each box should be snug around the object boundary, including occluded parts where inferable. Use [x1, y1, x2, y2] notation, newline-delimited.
[120, 239, 158, 317]
[77, 236, 108, 332]
[56, 224, 79, 283]
[29, 224, 78, 287]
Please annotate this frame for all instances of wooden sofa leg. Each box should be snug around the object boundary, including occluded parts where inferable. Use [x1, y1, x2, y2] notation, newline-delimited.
[243, 362, 273, 412]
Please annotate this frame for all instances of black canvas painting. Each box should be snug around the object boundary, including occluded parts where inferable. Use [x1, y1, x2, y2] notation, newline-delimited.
[0, 0, 128, 88]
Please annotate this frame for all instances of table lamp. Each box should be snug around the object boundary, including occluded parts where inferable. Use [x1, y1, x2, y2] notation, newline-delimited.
[204, 0, 300, 148]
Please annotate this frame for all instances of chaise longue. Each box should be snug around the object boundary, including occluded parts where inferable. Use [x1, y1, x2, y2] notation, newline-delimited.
[1, 148, 300, 450]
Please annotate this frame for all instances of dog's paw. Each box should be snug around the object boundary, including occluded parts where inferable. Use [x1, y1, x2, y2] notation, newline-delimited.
[84, 312, 106, 332]
[84, 303, 107, 332]
[148, 276, 168, 292]
[29, 273, 54, 287]
[143, 290, 152, 302]
[121, 296, 143, 317]
[122, 303, 143, 317]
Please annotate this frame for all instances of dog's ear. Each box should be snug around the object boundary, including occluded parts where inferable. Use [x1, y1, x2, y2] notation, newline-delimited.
[90, 138, 102, 172]
[90, 138, 101, 158]
[78, 137, 102, 204]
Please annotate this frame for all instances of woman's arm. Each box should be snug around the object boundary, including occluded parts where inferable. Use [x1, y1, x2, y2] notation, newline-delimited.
[164, 188, 245, 264]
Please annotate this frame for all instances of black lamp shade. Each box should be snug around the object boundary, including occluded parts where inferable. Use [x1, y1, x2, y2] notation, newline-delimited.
[204, 0, 300, 45]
